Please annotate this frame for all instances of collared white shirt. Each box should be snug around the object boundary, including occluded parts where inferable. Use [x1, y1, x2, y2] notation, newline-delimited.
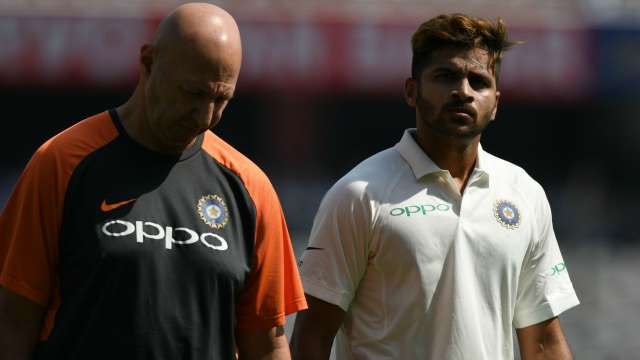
[299, 129, 579, 360]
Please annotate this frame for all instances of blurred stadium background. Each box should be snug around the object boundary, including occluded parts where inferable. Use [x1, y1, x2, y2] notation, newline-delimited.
[1, 0, 639, 358]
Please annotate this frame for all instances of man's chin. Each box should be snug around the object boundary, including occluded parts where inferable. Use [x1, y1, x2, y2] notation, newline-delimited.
[420, 119, 485, 141]
[152, 137, 191, 155]
[452, 128, 483, 139]
[449, 121, 489, 138]
[435, 125, 483, 140]
[163, 130, 205, 152]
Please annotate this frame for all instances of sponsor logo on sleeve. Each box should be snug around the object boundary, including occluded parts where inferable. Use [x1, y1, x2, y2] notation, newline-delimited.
[547, 261, 567, 276]
[305, 246, 324, 251]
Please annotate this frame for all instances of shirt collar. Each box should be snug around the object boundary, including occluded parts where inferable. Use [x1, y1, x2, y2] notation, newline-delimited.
[394, 128, 492, 180]
[475, 143, 491, 179]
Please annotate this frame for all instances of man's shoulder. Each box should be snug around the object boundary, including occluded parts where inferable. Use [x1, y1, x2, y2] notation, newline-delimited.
[483, 149, 546, 196]
[34, 111, 118, 162]
[201, 131, 273, 191]
[326, 147, 408, 202]
[346, 147, 401, 178]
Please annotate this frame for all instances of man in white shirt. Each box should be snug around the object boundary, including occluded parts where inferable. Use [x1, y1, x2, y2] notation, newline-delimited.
[290, 13, 579, 360]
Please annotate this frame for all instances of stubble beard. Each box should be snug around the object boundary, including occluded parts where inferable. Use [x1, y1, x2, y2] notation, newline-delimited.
[417, 99, 491, 141]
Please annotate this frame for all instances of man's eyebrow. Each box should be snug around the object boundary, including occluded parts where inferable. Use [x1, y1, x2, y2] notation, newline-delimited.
[190, 82, 234, 98]
[432, 65, 459, 72]
[432, 62, 492, 76]
[218, 91, 234, 101]
[429, 64, 463, 75]
[214, 86, 234, 99]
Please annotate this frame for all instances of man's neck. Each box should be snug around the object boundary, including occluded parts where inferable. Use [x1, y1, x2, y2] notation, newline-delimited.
[115, 88, 149, 148]
[415, 130, 480, 193]
[115, 90, 183, 155]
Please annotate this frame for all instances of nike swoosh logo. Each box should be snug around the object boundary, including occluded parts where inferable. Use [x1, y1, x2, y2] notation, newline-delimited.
[100, 198, 136, 212]
[305, 247, 324, 251]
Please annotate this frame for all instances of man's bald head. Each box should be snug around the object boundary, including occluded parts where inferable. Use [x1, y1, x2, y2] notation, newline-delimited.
[151, 2, 242, 81]
[126, 3, 243, 154]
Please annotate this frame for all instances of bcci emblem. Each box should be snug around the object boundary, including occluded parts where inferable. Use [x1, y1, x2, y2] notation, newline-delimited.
[197, 194, 229, 229]
[494, 200, 520, 230]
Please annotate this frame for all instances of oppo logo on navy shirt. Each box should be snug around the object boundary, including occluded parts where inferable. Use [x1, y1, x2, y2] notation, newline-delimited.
[101, 219, 229, 251]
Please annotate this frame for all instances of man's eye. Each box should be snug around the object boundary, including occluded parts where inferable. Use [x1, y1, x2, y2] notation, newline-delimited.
[434, 72, 457, 81]
[469, 76, 490, 89]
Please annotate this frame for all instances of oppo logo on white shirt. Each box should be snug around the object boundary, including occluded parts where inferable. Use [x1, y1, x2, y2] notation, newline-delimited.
[101, 219, 229, 251]
[547, 262, 567, 276]
[389, 204, 451, 217]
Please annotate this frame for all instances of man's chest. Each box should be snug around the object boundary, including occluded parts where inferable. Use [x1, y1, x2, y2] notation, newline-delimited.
[58, 149, 255, 285]
[372, 183, 534, 284]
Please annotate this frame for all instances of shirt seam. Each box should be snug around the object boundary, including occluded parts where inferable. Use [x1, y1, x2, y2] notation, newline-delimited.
[0, 273, 49, 306]
[514, 293, 579, 328]
[301, 276, 351, 311]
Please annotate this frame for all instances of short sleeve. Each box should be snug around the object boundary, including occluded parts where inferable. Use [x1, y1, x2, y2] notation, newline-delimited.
[0, 143, 63, 306]
[298, 179, 372, 311]
[513, 186, 579, 328]
[235, 177, 307, 330]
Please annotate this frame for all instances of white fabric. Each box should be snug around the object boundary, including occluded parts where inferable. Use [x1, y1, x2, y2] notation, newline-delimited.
[299, 129, 579, 360]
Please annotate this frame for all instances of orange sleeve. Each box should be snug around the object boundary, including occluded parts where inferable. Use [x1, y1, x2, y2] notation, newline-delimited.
[0, 141, 64, 306]
[202, 132, 307, 330]
[0, 112, 117, 339]
[235, 176, 307, 330]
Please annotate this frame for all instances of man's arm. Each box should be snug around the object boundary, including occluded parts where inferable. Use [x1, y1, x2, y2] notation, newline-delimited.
[236, 325, 290, 360]
[290, 295, 346, 360]
[0, 286, 45, 360]
[516, 317, 573, 360]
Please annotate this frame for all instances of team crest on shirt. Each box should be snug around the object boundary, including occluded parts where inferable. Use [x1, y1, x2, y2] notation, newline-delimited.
[494, 199, 521, 229]
[197, 194, 229, 229]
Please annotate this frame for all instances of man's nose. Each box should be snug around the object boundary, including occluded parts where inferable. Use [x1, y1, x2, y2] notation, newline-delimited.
[194, 100, 215, 129]
[451, 78, 474, 102]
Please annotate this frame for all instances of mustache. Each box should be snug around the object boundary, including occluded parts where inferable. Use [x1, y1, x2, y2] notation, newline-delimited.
[443, 102, 477, 118]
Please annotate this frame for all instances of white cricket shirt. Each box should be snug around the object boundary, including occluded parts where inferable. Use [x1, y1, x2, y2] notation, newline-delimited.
[299, 129, 579, 360]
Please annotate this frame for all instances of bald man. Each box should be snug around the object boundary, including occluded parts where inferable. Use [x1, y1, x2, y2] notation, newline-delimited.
[0, 3, 306, 359]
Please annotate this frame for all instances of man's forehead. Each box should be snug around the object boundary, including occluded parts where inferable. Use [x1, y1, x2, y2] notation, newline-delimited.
[186, 77, 235, 93]
[428, 47, 493, 74]
[167, 40, 240, 81]
[181, 58, 238, 87]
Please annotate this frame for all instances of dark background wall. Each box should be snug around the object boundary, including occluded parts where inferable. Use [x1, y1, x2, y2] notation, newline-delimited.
[2, 86, 637, 244]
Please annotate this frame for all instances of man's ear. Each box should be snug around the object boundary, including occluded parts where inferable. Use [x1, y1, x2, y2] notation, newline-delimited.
[490, 90, 500, 121]
[404, 78, 418, 108]
[139, 44, 154, 77]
